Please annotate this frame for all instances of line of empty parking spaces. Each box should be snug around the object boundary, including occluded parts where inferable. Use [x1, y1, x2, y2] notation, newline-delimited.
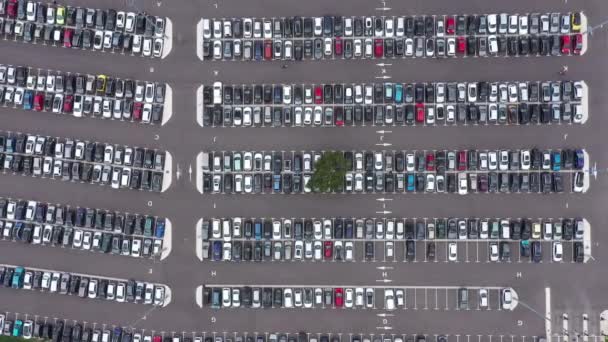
[197, 285, 517, 311]
[0, 263, 170, 306]
[0, 130, 172, 192]
[0, 63, 173, 125]
[0, 1, 172, 58]
[0, 311, 556, 342]
[0, 196, 172, 260]
[196, 217, 590, 263]
[197, 80, 588, 127]
[196, 149, 589, 194]
[197, 13, 586, 61]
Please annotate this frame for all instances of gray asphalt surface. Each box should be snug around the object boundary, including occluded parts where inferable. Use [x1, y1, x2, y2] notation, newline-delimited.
[0, 0, 607, 338]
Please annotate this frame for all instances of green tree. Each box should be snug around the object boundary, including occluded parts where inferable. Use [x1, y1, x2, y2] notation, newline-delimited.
[309, 152, 348, 193]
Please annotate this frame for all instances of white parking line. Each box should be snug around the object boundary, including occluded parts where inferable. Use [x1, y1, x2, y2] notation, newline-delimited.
[196, 285, 204, 308]
[196, 218, 204, 261]
[196, 19, 205, 61]
[196, 85, 206, 127]
[580, 13, 589, 55]
[580, 81, 589, 124]
[203, 284, 506, 290]
[160, 218, 173, 261]
[582, 149, 591, 193]
[161, 151, 173, 192]
[195, 151, 205, 194]
[162, 84, 174, 126]
[162, 18, 174, 59]
[582, 218, 592, 263]
[546, 288, 552, 342]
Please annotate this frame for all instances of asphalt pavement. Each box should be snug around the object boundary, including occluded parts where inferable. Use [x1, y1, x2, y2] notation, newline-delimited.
[0, 0, 607, 339]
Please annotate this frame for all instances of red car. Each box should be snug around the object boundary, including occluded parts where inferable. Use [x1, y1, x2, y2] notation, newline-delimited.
[314, 86, 323, 104]
[446, 17, 455, 34]
[153, 336, 162, 342]
[34, 93, 44, 111]
[426, 153, 435, 171]
[374, 39, 384, 58]
[133, 102, 143, 120]
[324, 241, 333, 259]
[415, 103, 425, 123]
[334, 288, 344, 307]
[334, 37, 343, 56]
[6, 0, 17, 18]
[63, 29, 73, 48]
[573, 34, 583, 55]
[63, 95, 74, 113]
[561, 35, 571, 55]
[264, 40, 272, 60]
[457, 37, 466, 54]
[457, 151, 467, 171]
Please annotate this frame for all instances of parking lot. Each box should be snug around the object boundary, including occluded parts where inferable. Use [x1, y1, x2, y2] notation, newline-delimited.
[197, 13, 587, 61]
[0, 63, 173, 125]
[196, 217, 590, 264]
[198, 285, 516, 311]
[197, 80, 588, 127]
[0, 0, 607, 340]
[196, 149, 589, 194]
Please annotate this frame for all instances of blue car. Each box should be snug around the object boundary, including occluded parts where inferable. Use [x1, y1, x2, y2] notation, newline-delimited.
[212, 241, 222, 260]
[552, 151, 561, 171]
[23, 90, 33, 110]
[406, 174, 415, 192]
[575, 149, 585, 170]
[155, 219, 165, 238]
[273, 174, 282, 192]
[395, 84, 403, 103]
[254, 222, 262, 240]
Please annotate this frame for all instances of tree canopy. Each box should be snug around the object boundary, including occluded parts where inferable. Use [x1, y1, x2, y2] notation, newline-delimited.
[308, 152, 347, 193]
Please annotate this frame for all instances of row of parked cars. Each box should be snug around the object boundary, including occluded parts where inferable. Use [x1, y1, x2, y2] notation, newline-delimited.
[1, 219, 164, 258]
[204, 102, 585, 127]
[202, 14, 582, 40]
[201, 217, 586, 241]
[0, 317, 154, 342]
[0, 1, 167, 57]
[0, 133, 166, 191]
[202, 80, 585, 126]
[206, 81, 584, 106]
[200, 149, 586, 194]
[204, 33, 583, 60]
[205, 170, 582, 194]
[200, 217, 586, 263]
[201, 13, 584, 60]
[0, 64, 166, 124]
[203, 149, 585, 174]
[0, 197, 166, 258]
[0, 265, 166, 305]
[203, 238, 584, 263]
[0, 312, 432, 342]
[203, 286, 513, 310]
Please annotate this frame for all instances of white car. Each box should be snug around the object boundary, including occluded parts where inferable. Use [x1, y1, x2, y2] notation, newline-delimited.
[489, 242, 499, 261]
[142, 37, 153, 57]
[501, 288, 513, 310]
[384, 289, 395, 310]
[479, 288, 489, 308]
[553, 241, 563, 262]
[448, 242, 458, 261]
[457, 173, 468, 195]
[125, 12, 136, 32]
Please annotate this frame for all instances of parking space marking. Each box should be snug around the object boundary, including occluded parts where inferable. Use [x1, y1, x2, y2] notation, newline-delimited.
[198, 80, 587, 128]
[199, 13, 587, 61]
[1, 3, 171, 59]
[0, 262, 172, 307]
